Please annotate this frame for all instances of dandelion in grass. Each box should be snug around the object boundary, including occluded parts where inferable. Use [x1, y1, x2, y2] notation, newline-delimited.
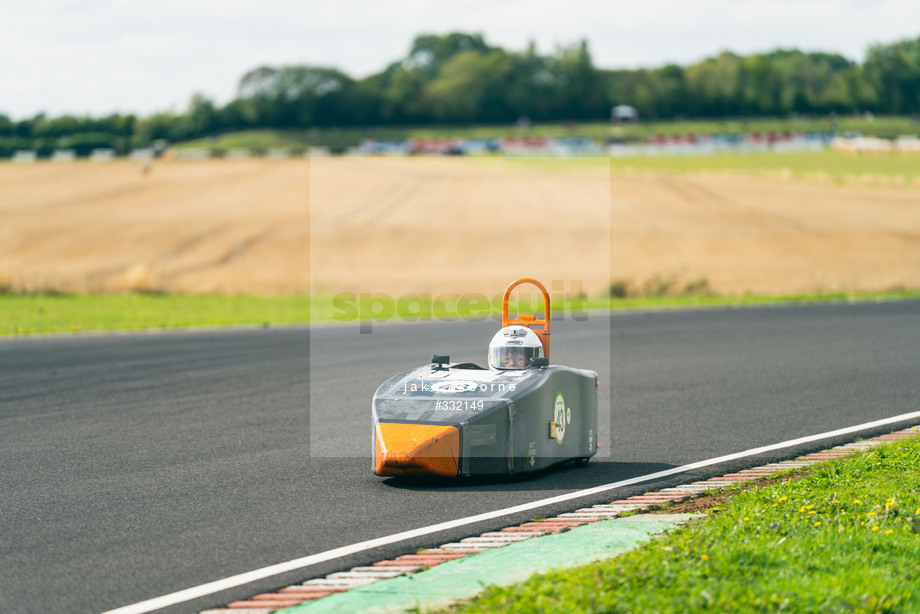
[867, 512, 876, 517]
[701, 554, 709, 562]
[872, 526, 879, 532]
[814, 521, 821, 527]
[808, 510, 817, 515]
[742, 517, 750, 522]
[885, 529, 894, 534]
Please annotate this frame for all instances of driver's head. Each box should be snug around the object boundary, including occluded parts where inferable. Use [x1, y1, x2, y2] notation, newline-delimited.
[502, 347, 528, 369]
[488, 325, 543, 370]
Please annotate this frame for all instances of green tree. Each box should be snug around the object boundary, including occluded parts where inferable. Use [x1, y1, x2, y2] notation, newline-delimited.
[186, 93, 218, 136]
[405, 32, 492, 79]
[685, 52, 744, 116]
[864, 37, 920, 113]
[381, 68, 428, 122]
[554, 40, 606, 119]
[424, 49, 515, 122]
[236, 65, 354, 126]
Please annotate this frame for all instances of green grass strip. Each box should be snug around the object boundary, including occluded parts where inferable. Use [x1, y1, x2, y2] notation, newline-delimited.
[607, 150, 920, 182]
[180, 129, 313, 151]
[468, 150, 920, 182]
[2, 290, 919, 336]
[604, 289, 920, 311]
[450, 432, 920, 613]
[0, 293, 310, 335]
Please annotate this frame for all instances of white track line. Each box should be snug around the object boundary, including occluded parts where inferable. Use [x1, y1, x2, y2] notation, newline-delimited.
[102, 410, 920, 614]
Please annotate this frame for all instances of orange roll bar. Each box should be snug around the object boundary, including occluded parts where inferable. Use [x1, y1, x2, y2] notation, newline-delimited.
[502, 277, 550, 361]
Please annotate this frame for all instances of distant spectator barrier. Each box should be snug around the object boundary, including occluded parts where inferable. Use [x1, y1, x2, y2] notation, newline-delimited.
[91, 149, 115, 162]
[359, 140, 413, 155]
[896, 136, 920, 153]
[173, 148, 210, 161]
[609, 132, 832, 157]
[13, 150, 37, 163]
[832, 135, 920, 154]
[52, 150, 76, 162]
[361, 136, 604, 157]
[357, 132, 838, 158]
[6, 131, 920, 162]
[167, 147, 306, 160]
[225, 148, 252, 160]
[130, 148, 154, 161]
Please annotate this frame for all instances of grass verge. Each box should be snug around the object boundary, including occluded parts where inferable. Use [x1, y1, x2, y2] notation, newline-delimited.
[607, 149, 920, 183]
[2, 289, 919, 336]
[470, 150, 920, 183]
[448, 433, 920, 613]
[603, 288, 920, 311]
[0, 293, 310, 335]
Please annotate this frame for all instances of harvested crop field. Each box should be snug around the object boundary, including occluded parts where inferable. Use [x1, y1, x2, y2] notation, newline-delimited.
[1, 156, 919, 296]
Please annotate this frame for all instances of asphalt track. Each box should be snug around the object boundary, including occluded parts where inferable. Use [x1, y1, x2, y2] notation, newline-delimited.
[2, 301, 919, 613]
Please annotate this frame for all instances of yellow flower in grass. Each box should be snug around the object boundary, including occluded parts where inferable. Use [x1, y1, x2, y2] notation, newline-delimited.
[808, 510, 817, 515]
[867, 512, 875, 517]
[814, 521, 821, 527]
[872, 526, 879, 532]
[778, 496, 787, 503]
[742, 517, 750, 522]
[885, 529, 894, 535]
[701, 554, 709, 562]
[854, 499, 861, 505]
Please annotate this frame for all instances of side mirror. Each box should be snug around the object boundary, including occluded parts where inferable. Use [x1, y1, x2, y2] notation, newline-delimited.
[530, 357, 549, 367]
[431, 355, 450, 365]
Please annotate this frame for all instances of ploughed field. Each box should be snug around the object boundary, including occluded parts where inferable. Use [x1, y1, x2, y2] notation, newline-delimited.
[1, 156, 919, 296]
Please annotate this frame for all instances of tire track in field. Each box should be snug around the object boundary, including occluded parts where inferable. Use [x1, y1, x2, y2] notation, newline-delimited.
[656, 175, 809, 233]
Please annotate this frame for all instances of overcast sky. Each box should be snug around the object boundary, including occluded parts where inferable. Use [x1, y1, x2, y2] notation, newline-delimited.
[2, 0, 918, 119]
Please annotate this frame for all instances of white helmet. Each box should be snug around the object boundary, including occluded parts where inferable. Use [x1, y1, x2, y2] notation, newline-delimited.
[488, 325, 543, 370]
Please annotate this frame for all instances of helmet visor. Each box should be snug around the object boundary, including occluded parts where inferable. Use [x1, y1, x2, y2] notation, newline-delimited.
[489, 345, 541, 370]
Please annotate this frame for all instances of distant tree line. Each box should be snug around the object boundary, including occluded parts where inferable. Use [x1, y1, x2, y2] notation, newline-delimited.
[2, 32, 920, 156]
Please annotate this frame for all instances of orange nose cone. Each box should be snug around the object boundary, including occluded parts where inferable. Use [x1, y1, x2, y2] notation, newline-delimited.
[374, 423, 460, 477]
